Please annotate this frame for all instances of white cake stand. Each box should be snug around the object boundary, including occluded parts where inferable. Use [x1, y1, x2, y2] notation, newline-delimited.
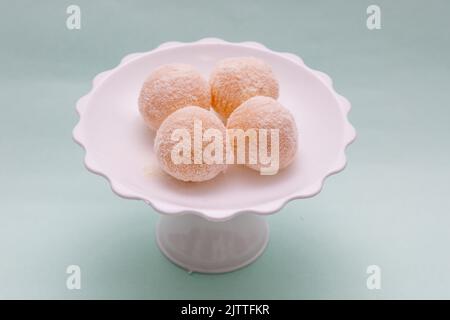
[73, 38, 355, 273]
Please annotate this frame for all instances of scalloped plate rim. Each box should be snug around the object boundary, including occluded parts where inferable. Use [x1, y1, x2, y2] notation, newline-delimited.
[72, 38, 356, 222]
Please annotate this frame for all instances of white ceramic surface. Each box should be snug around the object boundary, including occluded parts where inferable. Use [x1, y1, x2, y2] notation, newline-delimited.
[73, 38, 356, 222]
[156, 214, 269, 273]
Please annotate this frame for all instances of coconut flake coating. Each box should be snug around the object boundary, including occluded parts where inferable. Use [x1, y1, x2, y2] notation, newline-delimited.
[139, 64, 211, 130]
[226, 96, 298, 172]
[155, 106, 227, 182]
[210, 57, 279, 119]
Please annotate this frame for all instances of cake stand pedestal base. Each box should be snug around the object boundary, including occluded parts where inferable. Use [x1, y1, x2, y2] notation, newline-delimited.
[156, 213, 269, 273]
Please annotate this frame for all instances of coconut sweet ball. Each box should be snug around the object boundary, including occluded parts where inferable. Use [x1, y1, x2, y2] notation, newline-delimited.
[227, 96, 298, 173]
[139, 64, 210, 130]
[210, 57, 279, 119]
[155, 106, 227, 182]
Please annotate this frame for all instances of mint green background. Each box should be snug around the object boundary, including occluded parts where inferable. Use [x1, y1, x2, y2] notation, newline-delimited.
[1, 0, 450, 299]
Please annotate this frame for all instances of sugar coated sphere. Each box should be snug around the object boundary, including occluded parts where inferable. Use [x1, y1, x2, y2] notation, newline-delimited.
[226, 96, 298, 173]
[210, 57, 279, 118]
[139, 64, 210, 130]
[155, 106, 227, 182]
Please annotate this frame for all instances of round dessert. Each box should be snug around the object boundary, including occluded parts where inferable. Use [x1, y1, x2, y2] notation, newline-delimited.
[226, 96, 298, 174]
[139, 64, 211, 130]
[210, 57, 279, 118]
[155, 106, 227, 182]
